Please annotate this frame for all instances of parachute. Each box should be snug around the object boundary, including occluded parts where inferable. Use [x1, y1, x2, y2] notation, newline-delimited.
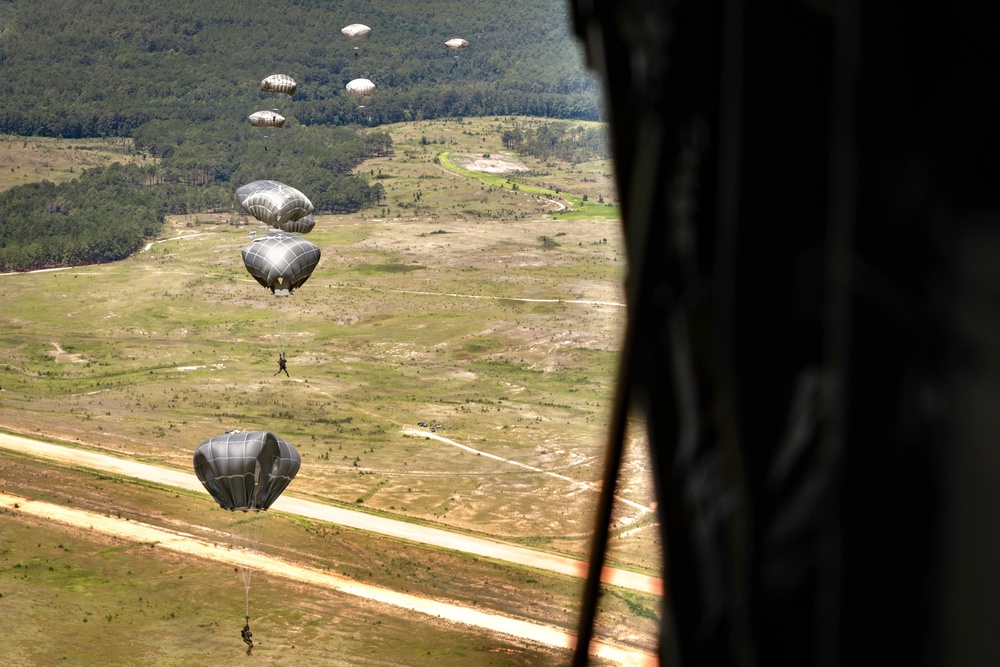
[193, 431, 301, 626]
[241, 230, 321, 297]
[279, 212, 315, 234]
[341, 23, 371, 39]
[237, 180, 314, 229]
[346, 78, 376, 96]
[445, 38, 469, 65]
[260, 74, 297, 96]
[342, 24, 371, 56]
[193, 431, 301, 512]
[248, 110, 285, 128]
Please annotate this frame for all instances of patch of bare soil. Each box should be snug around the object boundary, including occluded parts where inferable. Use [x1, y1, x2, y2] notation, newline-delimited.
[48, 342, 87, 363]
[451, 152, 529, 173]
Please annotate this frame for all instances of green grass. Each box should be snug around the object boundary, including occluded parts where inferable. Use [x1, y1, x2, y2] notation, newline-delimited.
[0, 117, 661, 663]
[437, 150, 620, 221]
[0, 136, 149, 192]
[0, 509, 581, 666]
[0, 206, 648, 547]
[0, 450, 660, 664]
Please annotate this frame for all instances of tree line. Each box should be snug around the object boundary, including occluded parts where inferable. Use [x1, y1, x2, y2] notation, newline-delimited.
[0, 163, 230, 271]
[500, 121, 610, 163]
[0, 122, 391, 272]
[0, 0, 596, 271]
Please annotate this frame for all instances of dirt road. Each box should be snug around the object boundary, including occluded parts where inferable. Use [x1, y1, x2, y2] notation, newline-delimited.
[0, 431, 662, 596]
[401, 427, 650, 513]
[0, 491, 656, 666]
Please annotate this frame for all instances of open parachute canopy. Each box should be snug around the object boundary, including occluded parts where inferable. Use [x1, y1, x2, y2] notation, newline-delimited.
[241, 230, 321, 296]
[279, 212, 315, 234]
[237, 180, 314, 229]
[341, 23, 371, 39]
[346, 78, 376, 96]
[260, 74, 297, 96]
[193, 431, 301, 512]
[445, 38, 470, 51]
[248, 110, 285, 128]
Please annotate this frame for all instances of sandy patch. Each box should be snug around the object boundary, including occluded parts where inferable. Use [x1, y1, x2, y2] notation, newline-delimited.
[48, 342, 87, 364]
[451, 152, 529, 173]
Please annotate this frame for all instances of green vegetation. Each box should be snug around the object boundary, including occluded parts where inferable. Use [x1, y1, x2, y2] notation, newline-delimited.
[0, 0, 601, 272]
[0, 116, 655, 664]
[0, 0, 598, 138]
[438, 148, 620, 221]
[0, 122, 390, 271]
[0, 136, 149, 191]
[131, 119, 391, 210]
[501, 120, 610, 163]
[0, 0, 615, 271]
[0, 0, 656, 658]
[0, 474, 590, 665]
[0, 163, 226, 271]
[0, 120, 642, 556]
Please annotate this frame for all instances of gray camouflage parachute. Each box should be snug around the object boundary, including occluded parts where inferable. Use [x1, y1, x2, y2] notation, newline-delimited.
[248, 110, 285, 127]
[237, 180, 314, 228]
[194, 431, 301, 623]
[241, 230, 321, 296]
[193, 431, 301, 512]
[260, 74, 297, 96]
[279, 212, 315, 234]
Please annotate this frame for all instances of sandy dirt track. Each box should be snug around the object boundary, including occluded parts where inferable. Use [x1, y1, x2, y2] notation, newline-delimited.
[0, 492, 656, 666]
[401, 427, 650, 513]
[0, 431, 663, 596]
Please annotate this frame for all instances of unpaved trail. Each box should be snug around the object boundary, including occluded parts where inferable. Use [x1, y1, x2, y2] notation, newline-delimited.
[0, 492, 656, 666]
[142, 231, 214, 251]
[538, 196, 567, 211]
[402, 427, 651, 513]
[0, 431, 662, 596]
[331, 284, 626, 308]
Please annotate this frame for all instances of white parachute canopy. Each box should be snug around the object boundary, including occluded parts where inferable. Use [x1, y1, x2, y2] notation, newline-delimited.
[346, 78, 376, 96]
[260, 74, 297, 96]
[237, 180, 314, 228]
[248, 110, 285, 128]
[445, 38, 470, 51]
[341, 24, 371, 39]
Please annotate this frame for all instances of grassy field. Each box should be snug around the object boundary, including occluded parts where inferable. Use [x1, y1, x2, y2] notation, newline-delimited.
[0, 136, 149, 191]
[0, 117, 662, 664]
[359, 117, 619, 224]
[0, 450, 658, 665]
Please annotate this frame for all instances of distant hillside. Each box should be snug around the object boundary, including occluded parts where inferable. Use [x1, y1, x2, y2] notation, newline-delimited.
[0, 0, 599, 138]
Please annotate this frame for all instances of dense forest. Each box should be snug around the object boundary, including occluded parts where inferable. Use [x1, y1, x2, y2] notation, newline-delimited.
[0, 163, 227, 271]
[0, 0, 598, 137]
[131, 121, 391, 212]
[0, 0, 599, 271]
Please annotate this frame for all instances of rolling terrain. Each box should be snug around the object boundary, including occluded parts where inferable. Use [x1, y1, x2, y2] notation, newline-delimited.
[0, 117, 663, 664]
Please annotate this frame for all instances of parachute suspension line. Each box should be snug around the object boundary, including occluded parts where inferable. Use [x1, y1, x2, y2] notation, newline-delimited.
[232, 515, 264, 623]
[273, 315, 289, 356]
